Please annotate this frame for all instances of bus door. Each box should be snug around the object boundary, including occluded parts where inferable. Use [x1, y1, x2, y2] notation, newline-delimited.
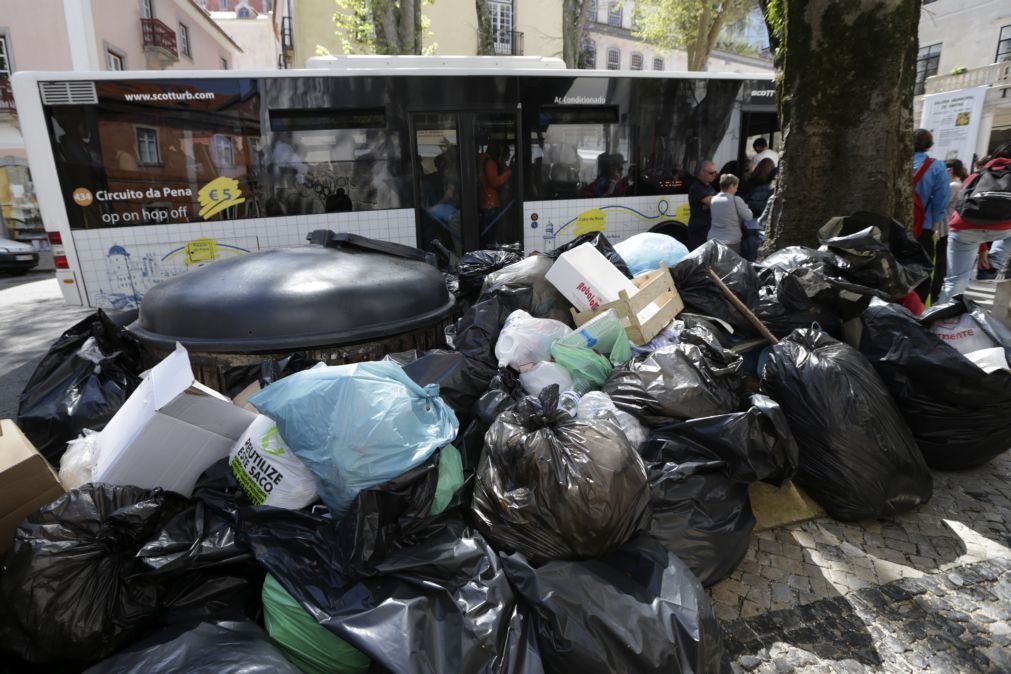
[410, 110, 520, 260]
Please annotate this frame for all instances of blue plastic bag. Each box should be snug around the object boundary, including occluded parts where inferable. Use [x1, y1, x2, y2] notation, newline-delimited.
[249, 361, 458, 518]
[614, 233, 689, 277]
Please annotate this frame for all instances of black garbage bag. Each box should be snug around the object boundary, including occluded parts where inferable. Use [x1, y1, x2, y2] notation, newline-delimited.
[760, 327, 932, 521]
[604, 325, 745, 426]
[757, 246, 881, 322]
[135, 460, 264, 626]
[0, 464, 265, 666]
[647, 394, 798, 485]
[471, 386, 650, 563]
[251, 446, 465, 580]
[545, 231, 633, 279]
[458, 249, 524, 303]
[671, 240, 761, 335]
[385, 349, 498, 429]
[222, 353, 319, 399]
[753, 267, 847, 338]
[859, 296, 1011, 469]
[84, 619, 301, 674]
[0, 485, 190, 664]
[240, 516, 543, 674]
[639, 413, 757, 588]
[502, 535, 723, 673]
[458, 368, 525, 471]
[817, 212, 932, 300]
[17, 310, 145, 464]
[479, 255, 573, 325]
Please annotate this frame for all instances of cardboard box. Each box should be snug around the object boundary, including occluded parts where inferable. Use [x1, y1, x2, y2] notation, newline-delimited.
[570, 264, 685, 345]
[94, 343, 258, 497]
[0, 419, 65, 556]
[545, 242, 638, 312]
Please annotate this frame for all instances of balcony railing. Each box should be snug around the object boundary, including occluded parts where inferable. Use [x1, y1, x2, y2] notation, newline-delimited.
[141, 18, 178, 59]
[0, 79, 15, 114]
[924, 61, 1011, 96]
[493, 31, 524, 56]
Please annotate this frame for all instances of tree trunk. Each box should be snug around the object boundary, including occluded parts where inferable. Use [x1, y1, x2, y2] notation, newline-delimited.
[476, 0, 495, 55]
[760, 0, 919, 251]
[401, 0, 417, 54]
[562, 0, 592, 68]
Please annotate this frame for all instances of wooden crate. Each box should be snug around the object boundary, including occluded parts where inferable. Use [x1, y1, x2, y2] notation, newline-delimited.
[570, 264, 684, 345]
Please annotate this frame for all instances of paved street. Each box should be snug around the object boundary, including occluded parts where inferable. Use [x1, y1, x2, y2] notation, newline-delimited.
[0, 271, 91, 420]
[713, 454, 1011, 673]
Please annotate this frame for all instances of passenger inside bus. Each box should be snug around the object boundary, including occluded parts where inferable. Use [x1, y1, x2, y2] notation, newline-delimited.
[478, 142, 513, 245]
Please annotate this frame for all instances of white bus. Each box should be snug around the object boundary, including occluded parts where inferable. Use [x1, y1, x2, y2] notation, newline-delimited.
[12, 58, 776, 309]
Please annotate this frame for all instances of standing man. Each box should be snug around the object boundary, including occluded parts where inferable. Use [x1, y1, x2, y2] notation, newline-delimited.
[751, 138, 779, 166]
[913, 128, 952, 302]
[688, 160, 717, 250]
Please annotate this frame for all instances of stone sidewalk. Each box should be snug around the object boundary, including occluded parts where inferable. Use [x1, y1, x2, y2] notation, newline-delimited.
[710, 451, 1011, 672]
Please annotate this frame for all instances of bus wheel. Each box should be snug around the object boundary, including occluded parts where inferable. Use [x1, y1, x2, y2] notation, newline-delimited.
[649, 221, 690, 249]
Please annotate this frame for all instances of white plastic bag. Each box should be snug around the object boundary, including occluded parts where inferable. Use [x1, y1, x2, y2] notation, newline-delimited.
[519, 361, 574, 397]
[228, 415, 319, 509]
[495, 309, 572, 369]
[930, 313, 999, 355]
[577, 391, 648, 449]
[58, 429, 100, 489]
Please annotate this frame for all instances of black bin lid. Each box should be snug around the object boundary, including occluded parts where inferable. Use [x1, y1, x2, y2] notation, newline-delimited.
[130, 231, 455, 353]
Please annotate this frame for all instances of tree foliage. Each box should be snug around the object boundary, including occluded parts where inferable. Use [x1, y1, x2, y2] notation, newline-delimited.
[320, 0, 437, 55]
[633, 0, 753, 71]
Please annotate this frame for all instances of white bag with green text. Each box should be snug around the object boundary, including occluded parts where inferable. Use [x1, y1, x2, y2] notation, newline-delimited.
[229, 414, 318, 509]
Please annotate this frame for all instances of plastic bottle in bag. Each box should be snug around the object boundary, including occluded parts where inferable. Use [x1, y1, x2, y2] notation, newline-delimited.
[558, 390, 581, 417]
[519, 361, 574, 397]
[577, 391, 647, 449]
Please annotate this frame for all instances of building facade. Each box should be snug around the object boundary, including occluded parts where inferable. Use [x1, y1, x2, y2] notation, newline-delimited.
[0, 0, 246, 259]
[916, 0, 1011, 158]
[206, 0, 281, 69]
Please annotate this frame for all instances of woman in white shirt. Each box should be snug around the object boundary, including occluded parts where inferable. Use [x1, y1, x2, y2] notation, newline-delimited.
[707, 174, 754, 254]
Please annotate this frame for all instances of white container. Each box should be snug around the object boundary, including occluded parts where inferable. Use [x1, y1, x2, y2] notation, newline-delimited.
[545, 243, 637, 312]
[229, 415, 318, 509]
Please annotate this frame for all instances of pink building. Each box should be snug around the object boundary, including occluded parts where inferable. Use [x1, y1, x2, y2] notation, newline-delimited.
[0, 0, 246, 256]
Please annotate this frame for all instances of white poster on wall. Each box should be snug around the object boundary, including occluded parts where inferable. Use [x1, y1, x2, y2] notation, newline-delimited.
[919, 86, 988, 166]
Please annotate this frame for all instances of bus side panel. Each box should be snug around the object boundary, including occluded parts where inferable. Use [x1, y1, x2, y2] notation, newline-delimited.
[68, 209, 416, 310]
[522, 194, 689, 254]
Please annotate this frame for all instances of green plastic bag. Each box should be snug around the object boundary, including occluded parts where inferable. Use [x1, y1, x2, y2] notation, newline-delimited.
[262, 574, 371, 674]
[550, 342, 613, 394]
[430, 443, 464, 515]
[555, 309, 633, 366]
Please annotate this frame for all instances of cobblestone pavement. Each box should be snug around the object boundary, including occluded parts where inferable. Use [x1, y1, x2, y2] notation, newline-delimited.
[711, 450, 1011, 673]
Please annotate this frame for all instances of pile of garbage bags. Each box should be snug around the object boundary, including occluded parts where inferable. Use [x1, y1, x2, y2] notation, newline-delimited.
[6, 220, 1010, 673]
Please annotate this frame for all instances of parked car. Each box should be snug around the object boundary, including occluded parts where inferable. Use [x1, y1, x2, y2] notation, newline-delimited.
[0, 237, 39, 275]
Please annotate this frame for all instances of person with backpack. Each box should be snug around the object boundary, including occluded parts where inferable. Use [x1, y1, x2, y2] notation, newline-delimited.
[912, 129, 953, 302]
[938, 142, 1011, 302]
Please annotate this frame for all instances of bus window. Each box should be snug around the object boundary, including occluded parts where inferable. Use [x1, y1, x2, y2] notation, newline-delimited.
[266, 108, 404, 216]
[413, 113, 463, 258]
[533, 105, 629, 200]
[475, 113, 519, 249]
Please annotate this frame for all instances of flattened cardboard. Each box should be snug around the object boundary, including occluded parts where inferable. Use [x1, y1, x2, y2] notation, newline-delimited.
[0, 419, 65, 555]
[94, 343, 257, 497]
